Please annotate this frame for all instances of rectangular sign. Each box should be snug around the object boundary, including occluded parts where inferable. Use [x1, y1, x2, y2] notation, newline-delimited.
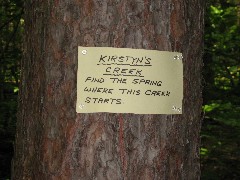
[77, 47, 183, 114]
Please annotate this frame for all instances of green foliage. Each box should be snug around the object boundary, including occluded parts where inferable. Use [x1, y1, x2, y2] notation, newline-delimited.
[0, 0, 23, 178]
[201, 116, 240, 179]
[203, 102, 240, 127]
[201, 0, 240, 179]
[204, 0, 240, 101]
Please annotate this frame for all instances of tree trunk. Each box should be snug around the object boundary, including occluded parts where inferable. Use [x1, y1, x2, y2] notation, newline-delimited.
[13, 0, 204, 179]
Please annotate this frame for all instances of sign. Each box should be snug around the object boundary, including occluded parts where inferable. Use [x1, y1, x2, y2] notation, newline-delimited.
[76, 47, 183, 114]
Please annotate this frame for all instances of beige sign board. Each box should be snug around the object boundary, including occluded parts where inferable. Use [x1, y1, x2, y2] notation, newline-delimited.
[77, 47, 183, 114]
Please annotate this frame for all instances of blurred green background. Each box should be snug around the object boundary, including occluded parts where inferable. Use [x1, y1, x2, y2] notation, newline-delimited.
[0, 0, 239, 179]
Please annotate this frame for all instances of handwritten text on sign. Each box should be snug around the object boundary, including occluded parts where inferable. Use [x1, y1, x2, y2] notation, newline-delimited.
[77, 47, 183, 114]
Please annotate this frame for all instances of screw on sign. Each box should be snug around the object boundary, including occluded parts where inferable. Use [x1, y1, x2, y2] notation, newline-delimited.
[174, 55, 183, 60]
[79, 104, 85, 109]
[172, 106, 181, 112]
[82, 50, 87, 55]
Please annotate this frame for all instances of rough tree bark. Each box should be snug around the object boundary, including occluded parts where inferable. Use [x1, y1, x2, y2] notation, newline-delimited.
[13, 0, 204, 179]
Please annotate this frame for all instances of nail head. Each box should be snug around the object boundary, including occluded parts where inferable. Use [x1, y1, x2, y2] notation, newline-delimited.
[82, 50, 87, 55]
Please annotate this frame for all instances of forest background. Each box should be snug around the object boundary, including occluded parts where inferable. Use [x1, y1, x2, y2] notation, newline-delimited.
[0, 0, 239, 179]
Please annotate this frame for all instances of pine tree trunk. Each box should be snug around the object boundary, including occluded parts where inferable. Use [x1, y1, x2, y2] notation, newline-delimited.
[13, 0, 204, 179]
